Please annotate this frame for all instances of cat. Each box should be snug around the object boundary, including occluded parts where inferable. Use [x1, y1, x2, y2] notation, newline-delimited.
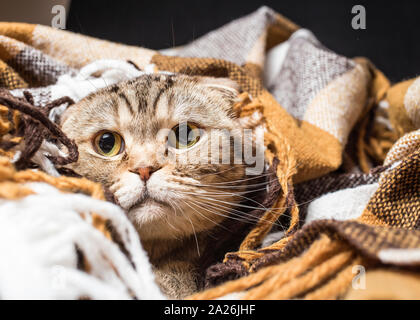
[60, 73, 264, 298]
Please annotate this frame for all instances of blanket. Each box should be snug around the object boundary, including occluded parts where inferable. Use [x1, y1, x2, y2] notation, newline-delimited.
[0, 6, 418, 299]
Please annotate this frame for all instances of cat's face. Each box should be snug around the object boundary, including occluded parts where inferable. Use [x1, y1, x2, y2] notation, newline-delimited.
[60, 74, 251, 240]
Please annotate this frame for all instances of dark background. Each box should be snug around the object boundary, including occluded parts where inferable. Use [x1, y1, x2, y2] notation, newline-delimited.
[67, 0, 420, 83]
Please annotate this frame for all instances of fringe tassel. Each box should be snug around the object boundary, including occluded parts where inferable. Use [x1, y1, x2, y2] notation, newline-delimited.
[190, 234, 363, 300]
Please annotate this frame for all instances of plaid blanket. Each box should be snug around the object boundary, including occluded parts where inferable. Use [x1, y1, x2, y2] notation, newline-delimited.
[0, 6, 418, 299]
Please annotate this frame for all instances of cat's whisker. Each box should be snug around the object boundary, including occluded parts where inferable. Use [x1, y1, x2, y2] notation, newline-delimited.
[187, 195, 301, 228]
[200, 199, 290, 229]
[164, 201, 183, 237]
[188, 195, 291, 230]
[179, 184, 267, 195]
[171, 166, 270, 188]
[179, 193, 286, 212]
[174, 199, 201, 256]
[188, 191, 315, 212]
[182, 188, 273, 211]
[178, 188, 313, 231]
[171, 200, 184, 217]
[216, 190, 267, 199]
[181, 201, 228, 240]
[193, 199, 260, 223]
[193, 186, 269, 196]
[184, 179, 275, 189]
[189, 199, 260, 226]
[62, 71, 292, 247]
[189, 198, 288, 232]
[183, 200, 227, 231]
[182, 202, 226, 239]
[196, 163, 250, 178]
[171, 198, 210, 250]
[186, 215, 200, 257]
[196, 172, 275, 185]
[163, 217, 182, 240]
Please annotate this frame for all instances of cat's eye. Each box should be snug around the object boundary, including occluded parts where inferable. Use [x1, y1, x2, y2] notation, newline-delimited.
[167, 123, 201, 149]
[93, 131, 124, 157]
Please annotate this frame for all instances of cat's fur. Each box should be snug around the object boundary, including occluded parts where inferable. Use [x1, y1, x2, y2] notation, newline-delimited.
[60, 74, 254, 298]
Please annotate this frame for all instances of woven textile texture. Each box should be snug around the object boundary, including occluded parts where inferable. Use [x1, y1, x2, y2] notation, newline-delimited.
[0, 6, 419, 299]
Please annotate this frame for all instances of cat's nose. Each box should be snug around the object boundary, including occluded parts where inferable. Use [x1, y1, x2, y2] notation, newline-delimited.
[137, 166, 158, 182]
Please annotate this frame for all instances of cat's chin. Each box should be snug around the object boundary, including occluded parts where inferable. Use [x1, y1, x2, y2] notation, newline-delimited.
[128, 198, 170, 223]
[127, 198, 176, 240]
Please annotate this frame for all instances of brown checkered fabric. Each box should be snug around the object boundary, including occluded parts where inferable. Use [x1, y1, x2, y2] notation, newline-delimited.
[0, 7, 419, 299]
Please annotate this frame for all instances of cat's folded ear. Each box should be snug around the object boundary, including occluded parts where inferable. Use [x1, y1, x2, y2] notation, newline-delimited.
[198, 77, 240, 97]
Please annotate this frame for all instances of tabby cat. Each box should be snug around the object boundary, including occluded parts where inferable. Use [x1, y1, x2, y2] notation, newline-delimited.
[60, 73, 263, 298]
